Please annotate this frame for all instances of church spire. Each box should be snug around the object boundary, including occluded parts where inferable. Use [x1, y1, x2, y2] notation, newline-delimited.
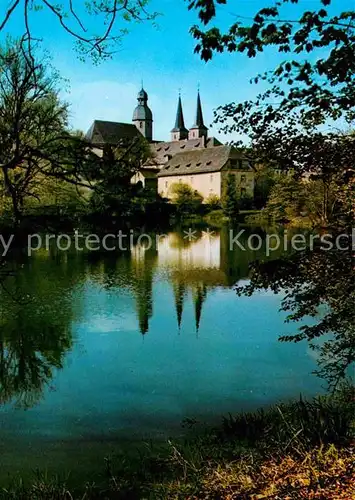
[133, 86, 153, 142]
[195, 91, 204, 128]
[171, 94, 188, 141]
[189, 90, 208, 141]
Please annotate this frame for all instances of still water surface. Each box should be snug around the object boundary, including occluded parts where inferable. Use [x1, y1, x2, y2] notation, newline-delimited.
[0, 226, 323, 478]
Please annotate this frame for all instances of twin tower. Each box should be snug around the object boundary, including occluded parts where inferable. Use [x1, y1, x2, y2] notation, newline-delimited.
[132, 88, 208, 143]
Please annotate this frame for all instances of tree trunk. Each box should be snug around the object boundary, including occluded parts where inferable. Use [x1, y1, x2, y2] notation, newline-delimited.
[2, 166, 22, 226]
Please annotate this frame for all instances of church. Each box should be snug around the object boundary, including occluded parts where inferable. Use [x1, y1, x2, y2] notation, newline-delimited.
[86, 88, 255, 201]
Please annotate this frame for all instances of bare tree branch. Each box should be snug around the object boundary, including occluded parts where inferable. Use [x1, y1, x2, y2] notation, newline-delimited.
[0, 0, 21, 31]
[0, 0, 158, 62]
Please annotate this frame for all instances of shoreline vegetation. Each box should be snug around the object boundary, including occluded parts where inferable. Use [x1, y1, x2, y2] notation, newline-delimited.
[1, 386, 354, 499]
[0, 1, 353, 498]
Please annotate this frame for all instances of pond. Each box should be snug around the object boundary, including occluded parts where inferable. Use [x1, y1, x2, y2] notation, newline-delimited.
[0, 225, 324, 481]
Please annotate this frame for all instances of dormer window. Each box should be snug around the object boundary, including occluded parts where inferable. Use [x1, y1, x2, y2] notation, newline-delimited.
[196, 162, 201, 166]
[175, 164, 180, 169]
[206, 161, 212, 165]
[186, 163, 191, 168]
[180, 144, 186, 149]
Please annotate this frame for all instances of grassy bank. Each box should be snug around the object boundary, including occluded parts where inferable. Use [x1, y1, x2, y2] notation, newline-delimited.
[1, 386, 354, 499]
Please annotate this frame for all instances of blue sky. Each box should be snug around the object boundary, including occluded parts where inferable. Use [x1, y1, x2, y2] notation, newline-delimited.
[1, 0, 352, 141]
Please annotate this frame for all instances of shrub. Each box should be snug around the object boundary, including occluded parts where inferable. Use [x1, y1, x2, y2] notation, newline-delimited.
[170, 182, 203, 216]
[204, 194, 221, 211]
[239, 194, 254, 210]
[222, 173, 239, 221]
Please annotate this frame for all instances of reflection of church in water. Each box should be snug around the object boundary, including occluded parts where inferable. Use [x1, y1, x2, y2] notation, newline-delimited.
[130, 228, 251, 335]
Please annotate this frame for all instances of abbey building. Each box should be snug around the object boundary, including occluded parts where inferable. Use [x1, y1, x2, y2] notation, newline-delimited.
[86, 88, 255, 201]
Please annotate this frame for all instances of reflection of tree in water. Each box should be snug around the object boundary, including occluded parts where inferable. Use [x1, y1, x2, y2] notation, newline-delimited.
[0, 251, 84, 407]
[0, 311, 72, 407]
[236, 244, 354, 387]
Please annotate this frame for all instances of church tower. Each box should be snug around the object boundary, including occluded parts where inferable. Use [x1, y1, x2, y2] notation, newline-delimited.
[132, 87, 153, 142]
[189, 91, 208, 141]
[171, 94, 188, 141]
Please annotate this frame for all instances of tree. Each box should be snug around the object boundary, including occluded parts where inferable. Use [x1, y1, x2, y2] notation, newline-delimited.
[89, 136, 151, 217]
[0, 40, 98, 224]
[189, 0, 355, 225]
[170, 182, 203, 216]
[190, 0, 354, 127]
[223, 173, 239, 220]
[253, 165, 276, 209]
[187, 0, 354, 384]
[256, 174, 341, 226]
[205, 193, 221, 210]
[0, 1, 158, 62]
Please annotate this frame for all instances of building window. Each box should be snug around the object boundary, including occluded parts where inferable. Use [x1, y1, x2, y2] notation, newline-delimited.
[139, 121, 143, 128]
[241, 187, 247, 196]
[210, 174, 213, 183]
[190, 177, 193, 184]
[165, 181, 168, 189]
[241, 174, 246, 183]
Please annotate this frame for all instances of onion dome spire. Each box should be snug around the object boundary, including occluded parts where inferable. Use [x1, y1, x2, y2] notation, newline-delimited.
[132, 85, 153, 141]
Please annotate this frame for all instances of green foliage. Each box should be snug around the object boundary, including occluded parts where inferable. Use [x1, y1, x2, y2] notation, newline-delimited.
[259, 175, 304, 223]
[204, 208, 227, 227]
[222, 173, 239, 220]
[0, 388, 353, 498]
[170, 182, 203, 216]
[0, 40, 96, 224]
[222, 385, 355, 447]
[191, 0, 355, 126]
[88, 138, 152, 218]
[130, 186, 169, 221]
[239, 193, 254, 210]
[204, 194, 221, 211]
[254, 166, 276, 209]
[258, 174, 340, 226]
[189, 1, 354, 226]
